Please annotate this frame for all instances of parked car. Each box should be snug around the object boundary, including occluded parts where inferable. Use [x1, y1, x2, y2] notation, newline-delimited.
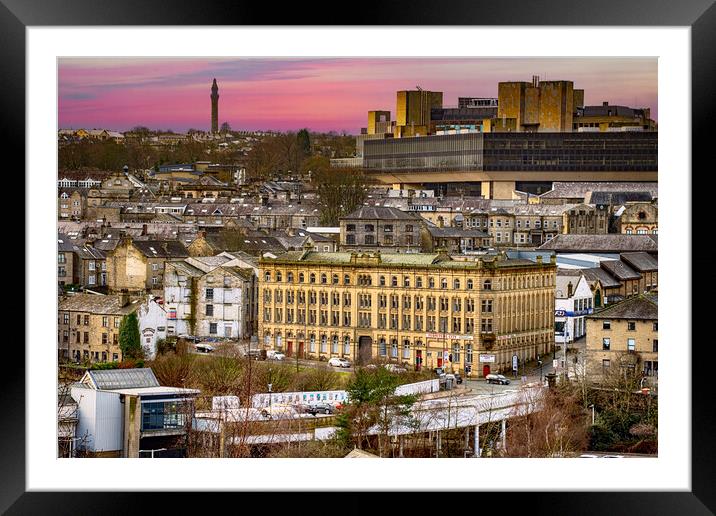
[244, 349, 267, 361]
[328, 357, 351, 368]
[384, 364, 407, 373]
[179, 335, 201, 343]
[195, 343, 214, 353]
[305, 403, 335, 415]
[266, 350, 286, 361]
[486, 373, 510, 385]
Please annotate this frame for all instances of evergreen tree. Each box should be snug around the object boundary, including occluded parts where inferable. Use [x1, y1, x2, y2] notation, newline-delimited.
[297, 128, 311, 157]
[119, 312, 143, 360]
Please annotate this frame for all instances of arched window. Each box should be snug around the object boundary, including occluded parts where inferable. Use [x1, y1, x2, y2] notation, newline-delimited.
[299, 272, 305, 283]
[320, 335, 327, 353]
[483, 279, 492, 290]
[429, 277, 435, 289]
[332, 335, 338, 353]
[310, 273, 316, 283]
[390, 339, 398, 358]
[287, 272, 293, 283]
[467, 279, 473, 290]
[276, 271, 282, 282]
[343, 336, 350, 355]
[321, 273, 327, 284]
[453, 279, 460, 290]
[391, 276, 398, 287]
[309, 334, 316, 352]
[344, 274, 350, 285]
[276, 333, 283, 349]
[416, 277, 423, 288]
[264, 271, 271, 282]
[379, 338, 387, 356]
[380, 276, 386, 286]
[441, 278, 448, 289]
[404, 277, 410, 288]
[402, 340, 410, 359]
[332, 274, 339, 285]
[264, 334, 271, 346]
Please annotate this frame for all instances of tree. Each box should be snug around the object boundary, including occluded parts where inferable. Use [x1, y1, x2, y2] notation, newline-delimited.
[297, 128, 311, 156]
[118, 312, 143, 360]
[336, 367, 417, 455]
[220, 122, 232, 134]
[312, 166, 368, 225]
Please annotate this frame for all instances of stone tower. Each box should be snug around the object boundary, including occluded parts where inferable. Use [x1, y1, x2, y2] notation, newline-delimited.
[210, 78, 219, 133]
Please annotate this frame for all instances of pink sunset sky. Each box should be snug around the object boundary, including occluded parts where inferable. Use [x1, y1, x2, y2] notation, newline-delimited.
[58, 57, 657, 134]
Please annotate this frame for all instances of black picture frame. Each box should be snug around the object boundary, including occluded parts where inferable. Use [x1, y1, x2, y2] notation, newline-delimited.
[4, 0, 712, 513]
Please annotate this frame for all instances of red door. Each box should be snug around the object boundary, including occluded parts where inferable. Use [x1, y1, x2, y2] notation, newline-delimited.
[437, 357, 443, 368]
[287, 341, 293, 357]
[415, 350, 422, 371]
[483, 364, 491, 377]
[298, 342, 305, 359]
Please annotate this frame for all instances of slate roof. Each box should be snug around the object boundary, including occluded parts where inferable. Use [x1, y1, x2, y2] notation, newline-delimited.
[58, 234, 75, 252]
[600, 259, 642, 281]
[58, 293, 141, 315]
[132, 240, 189, 258]
[588, 293, 658, 320]
[540, 182, 658, 199]
[587, 191, 653, 205]
[580, 267, 622, 288]
[72, 244, 106, 260]
[341, 206, 420, 221]
[620, 252, 658, 272]
[537, 235, 658, 253]
[427, 226, 490, 239]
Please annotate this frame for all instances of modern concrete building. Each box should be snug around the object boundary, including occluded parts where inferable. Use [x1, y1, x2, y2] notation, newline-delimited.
[70, 368, 199, 458]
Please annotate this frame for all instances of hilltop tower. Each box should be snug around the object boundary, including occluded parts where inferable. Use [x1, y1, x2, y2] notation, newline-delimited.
[210, 78, 219, 133]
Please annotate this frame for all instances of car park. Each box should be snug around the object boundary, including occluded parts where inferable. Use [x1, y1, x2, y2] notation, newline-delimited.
[485, 374, 511, 385]
[328, 357, 351, 368]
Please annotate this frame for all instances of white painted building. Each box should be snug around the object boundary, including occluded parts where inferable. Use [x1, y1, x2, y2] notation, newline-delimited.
[164, 254, 258, 340]
[136, 295, 168, 360]
[554, 273, 594, 344]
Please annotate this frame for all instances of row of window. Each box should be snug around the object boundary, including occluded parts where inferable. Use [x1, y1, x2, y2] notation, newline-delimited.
[467, 219, 562, 229]
[263, 309, 495, 333]
[263, 271, 506, 291]
[60, 313, 121, 327]
[345, 234, 413, 245]
[602, 337, 658, 353]
[71, 350, 119, 362]
[602, 321, 658, 331]
[345, 224, 411, 233]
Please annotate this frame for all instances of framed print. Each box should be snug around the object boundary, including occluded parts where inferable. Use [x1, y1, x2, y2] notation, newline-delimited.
[5, 0, 714, 513]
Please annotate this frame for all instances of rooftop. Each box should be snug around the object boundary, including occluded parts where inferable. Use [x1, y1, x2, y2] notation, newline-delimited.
[58, 293, 142, 315]
[588, 294, 658, 320]
[538, 234, 657, 253]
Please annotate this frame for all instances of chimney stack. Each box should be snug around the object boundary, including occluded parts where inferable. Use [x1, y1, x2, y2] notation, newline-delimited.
[119, 289, 130, 307]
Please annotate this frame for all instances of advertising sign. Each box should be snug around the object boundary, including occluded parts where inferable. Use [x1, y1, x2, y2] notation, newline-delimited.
[479, 354, 496, 363]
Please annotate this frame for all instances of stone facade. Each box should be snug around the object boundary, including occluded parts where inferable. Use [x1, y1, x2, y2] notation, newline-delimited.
[585, 294, 658, 382]
[258, 251, 556, 377]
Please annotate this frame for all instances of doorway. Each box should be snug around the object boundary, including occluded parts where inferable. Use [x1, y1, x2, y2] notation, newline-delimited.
[483, 364, 491, 377]
[358, 336, 372, 365]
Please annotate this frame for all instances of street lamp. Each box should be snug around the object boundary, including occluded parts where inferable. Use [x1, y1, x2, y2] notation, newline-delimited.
[588, 404, 595, 425]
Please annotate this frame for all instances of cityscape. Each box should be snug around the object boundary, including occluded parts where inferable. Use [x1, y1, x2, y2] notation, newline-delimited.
[57, 57, 658, 459]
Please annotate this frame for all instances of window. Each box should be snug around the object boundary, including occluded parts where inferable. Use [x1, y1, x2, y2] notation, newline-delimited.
[453, 279, 460, 289]
[404, 277, 410, 288]
[276, 271, 282, 282]
[627, 321, 636, 331]
[627, 338, 636, 352]
[441, 278, 447, 289]
[310, 273, 316, 283]
[287, 272, 294, 283]
[332, 274, 339, 285]
[481, 300, 493, 313]
[483, 280, 492, 290]
[206, 288, 213, 299]
[384, 225, 393, 233]
[467, 279, 473, 290]
[406, 225, 413, 233]
[602, 321, 611, 330]
[346, 224, 355, 232]
[206, 304, 214, 316]
[429, 277, 435, 289]
[102, 333, 108, 344]
[602, 359, 611, 370]
[365, 235, 374, 245]
[402, 340, 410, 359]
[602, 338, 610, 350]
[652, 340, 658, 353]
[299, 273, 305, 283]
[84, 315, 90, 325]
[416, 277, 423, 288]
[344, 274, 350, 285]
[390, 339, 398, 358]
[102, 316, 108, 327]
[332, 335, 338, 354]
[653, 322, 658, 331]
[209, 323, 217, 334]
